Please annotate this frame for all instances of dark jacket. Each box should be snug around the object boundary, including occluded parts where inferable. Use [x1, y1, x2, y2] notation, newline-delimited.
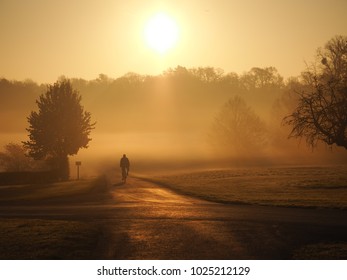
[120, 157, 130, 169]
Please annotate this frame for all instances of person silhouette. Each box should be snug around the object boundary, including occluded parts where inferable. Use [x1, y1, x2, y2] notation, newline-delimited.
[120, 154, 130, 183]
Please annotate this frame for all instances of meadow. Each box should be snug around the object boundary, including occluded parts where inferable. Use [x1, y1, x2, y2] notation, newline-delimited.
[138, 165, 347, 209]
[0, 176, 109, 259]
[0, 176, 109, 205]
[0, 218, 101, 259]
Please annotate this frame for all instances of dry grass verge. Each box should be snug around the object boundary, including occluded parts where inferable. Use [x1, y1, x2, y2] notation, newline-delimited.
[0, 175, 110, 205]
[0, 218, 101, 259]
[0, 176, 110, 259]
[138, 166, 347, 209]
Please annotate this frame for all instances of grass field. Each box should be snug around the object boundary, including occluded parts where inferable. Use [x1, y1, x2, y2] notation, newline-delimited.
[0, 175, 110, 205]
[138, 165, 347, 209]
[0, 218, 102, 259]
[292, 242, 347, 260]
[0, 176, 109, 259]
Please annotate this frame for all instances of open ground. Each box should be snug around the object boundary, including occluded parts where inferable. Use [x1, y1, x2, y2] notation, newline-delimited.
[0, 166, 347, 259]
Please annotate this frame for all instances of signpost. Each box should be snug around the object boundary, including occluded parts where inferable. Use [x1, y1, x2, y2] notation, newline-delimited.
[75, 161, 81, 180]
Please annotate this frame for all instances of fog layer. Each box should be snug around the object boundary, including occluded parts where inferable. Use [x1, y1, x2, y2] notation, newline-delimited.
[1, 66, 346, 176]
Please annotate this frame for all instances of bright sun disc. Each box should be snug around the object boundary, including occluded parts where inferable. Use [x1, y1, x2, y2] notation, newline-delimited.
[144, 13, 179, 54]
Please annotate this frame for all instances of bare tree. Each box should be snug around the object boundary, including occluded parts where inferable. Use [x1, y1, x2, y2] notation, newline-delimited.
[240, 67, 284, 90]
[283, 36, 347, 149]
[209, 96, 268, 156]
[190, 67, 224, 83]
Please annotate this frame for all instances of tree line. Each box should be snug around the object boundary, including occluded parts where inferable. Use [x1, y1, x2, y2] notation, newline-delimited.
[0, 66, 285, 133]
[0, 35, 346, 178]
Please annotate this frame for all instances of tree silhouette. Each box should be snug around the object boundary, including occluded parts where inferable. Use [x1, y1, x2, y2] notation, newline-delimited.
[209, 96, 268, 156]
[283, 36, 347, 149]
[240, 67, 283, 90]
[23, 80, 95, 180]
[0, 143, 36, 172]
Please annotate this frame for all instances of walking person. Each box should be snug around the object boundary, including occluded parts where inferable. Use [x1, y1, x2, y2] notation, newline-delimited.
[120, 154, 130, 183]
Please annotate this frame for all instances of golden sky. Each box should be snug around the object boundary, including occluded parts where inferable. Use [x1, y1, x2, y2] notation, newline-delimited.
[0, 0, 346, 83]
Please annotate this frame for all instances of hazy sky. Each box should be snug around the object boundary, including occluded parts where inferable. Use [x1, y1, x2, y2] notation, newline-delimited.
[0, 0, 346, 83]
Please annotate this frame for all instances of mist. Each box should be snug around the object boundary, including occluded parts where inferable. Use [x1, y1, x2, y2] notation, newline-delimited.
[1, 66, 347, 177]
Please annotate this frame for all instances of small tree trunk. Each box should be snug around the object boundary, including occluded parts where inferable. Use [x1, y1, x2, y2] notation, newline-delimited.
[48, 155, 69, 181]
[58, 156, 69, 181]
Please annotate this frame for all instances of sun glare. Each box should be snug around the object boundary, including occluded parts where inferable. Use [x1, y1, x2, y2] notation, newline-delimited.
[144, 13, 179, 54]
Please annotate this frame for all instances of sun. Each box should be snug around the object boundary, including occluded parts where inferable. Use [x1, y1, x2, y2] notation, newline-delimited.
[144, 13, 179, 54]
